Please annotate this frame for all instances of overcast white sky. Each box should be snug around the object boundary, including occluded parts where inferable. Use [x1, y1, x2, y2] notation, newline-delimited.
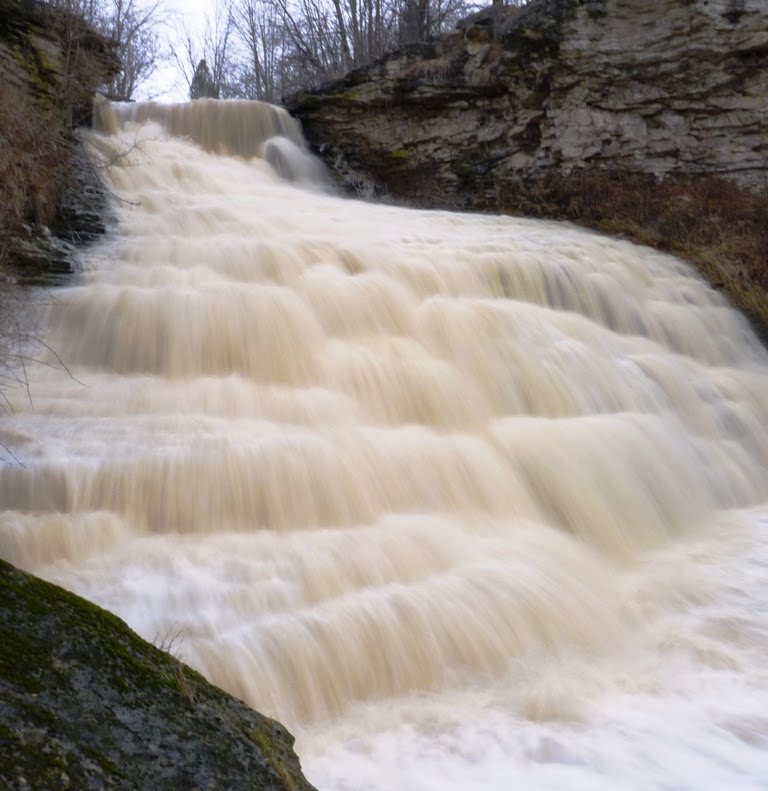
[141, 0, 213, 102]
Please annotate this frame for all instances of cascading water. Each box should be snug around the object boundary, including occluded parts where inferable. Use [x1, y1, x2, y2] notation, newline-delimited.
[2, 98, 768, 790]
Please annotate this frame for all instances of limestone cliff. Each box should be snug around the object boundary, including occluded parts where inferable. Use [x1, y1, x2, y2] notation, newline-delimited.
[0, 0, 119, 277]
[0, 560, 317, 790]
[286, 0, 768, 206]
[286, 0, 768, 331]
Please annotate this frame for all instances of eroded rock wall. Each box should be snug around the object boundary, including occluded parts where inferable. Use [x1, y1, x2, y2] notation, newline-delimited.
[286, 0, 768, 205]
[0, 0, 118, 275]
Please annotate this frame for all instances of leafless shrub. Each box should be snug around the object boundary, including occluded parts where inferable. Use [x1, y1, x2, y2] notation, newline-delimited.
[403, 54, 452, 78]
[0, 80, 68, 240]
[0, 17, 110, 450]
[43, 0, 166, 101]
[168, 0, 486, 102]
[154, 626, 196, 707]
[0, 72, 65, 431]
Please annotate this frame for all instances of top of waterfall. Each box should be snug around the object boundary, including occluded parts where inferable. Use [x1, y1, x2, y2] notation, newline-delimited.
[94, 98, 306, 160]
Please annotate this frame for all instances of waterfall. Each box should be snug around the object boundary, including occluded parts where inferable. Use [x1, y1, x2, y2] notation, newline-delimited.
[2, 99, 768, 790]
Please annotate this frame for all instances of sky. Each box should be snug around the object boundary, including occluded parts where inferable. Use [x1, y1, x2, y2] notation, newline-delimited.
[141, 0, 211, 102]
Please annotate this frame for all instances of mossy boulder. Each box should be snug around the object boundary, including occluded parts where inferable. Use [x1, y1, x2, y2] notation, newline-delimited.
[0, 560, 316, 791]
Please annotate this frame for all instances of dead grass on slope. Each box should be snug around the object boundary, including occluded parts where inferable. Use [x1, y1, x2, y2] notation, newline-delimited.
[493, 169, 768, 336]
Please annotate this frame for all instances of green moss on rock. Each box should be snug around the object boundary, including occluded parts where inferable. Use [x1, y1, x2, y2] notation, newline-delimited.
[0, 560, 316, 791]
[0, 0, 119, 274]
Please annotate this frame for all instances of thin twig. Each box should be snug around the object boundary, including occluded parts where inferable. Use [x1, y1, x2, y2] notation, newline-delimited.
[79, 137, 141, 207]
[25, 337, 88, 388]
[14, 327, 32, 407]
[0, 441, 27, 469]
[0, 389, 13, 412]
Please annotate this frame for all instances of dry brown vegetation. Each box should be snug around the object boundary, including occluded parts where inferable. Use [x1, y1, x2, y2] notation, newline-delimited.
[353, 160, 768, 339]
[492, 169, 768, 337]
[0, 80, 69, 259]
[403, 55, 453, 80]
[0, 1, 119, 418]
[0, 0, 119, 267]
[0, 78, 67, 418]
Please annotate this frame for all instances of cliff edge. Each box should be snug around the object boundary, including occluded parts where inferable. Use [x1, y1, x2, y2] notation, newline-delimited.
[287, 0, 768, 201]
[287, 0, 768, 330]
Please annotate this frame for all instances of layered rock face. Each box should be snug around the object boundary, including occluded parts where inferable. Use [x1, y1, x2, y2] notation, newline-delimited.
[0, 0, 118, 275]
[286, 0, 768, 205]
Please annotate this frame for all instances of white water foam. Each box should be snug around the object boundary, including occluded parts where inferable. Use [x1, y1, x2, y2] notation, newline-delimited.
[1, 100, 767, 789]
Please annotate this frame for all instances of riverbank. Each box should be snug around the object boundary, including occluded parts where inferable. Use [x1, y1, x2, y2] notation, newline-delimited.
[492, 171, 768, 342]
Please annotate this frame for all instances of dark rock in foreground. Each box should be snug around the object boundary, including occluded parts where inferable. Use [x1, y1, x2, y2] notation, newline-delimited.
[0, 560, 316, 791]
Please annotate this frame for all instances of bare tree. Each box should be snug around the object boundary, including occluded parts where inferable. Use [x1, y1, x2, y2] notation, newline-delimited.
[44, 0, 167, 101]
[230, 0, 286, 102]
[272, 0, 346, 88]
[227, 0, 484, 98]
[171, 1, 237, 99]
[247, 0, 394, 93]
[397, 0, 485, 44]
[179, 0, 506, 103]
[103, 0, 166, 100]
